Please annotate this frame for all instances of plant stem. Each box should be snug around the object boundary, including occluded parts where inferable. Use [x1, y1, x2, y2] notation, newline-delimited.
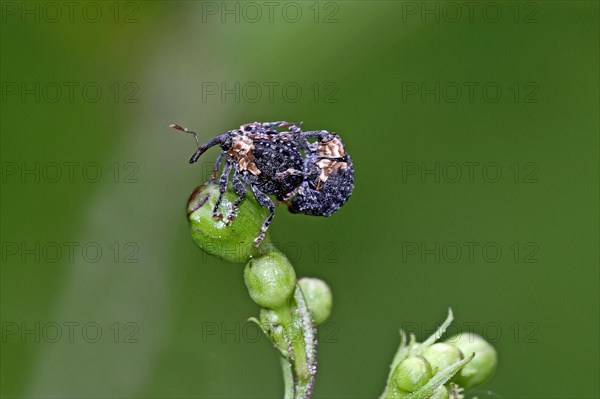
[280, 356, 294, 399]
[293, 287, 317, 395]
[273, 286, 318, 399]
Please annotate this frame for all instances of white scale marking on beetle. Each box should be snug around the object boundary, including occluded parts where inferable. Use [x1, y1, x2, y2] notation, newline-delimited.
[316, 159, 347, 187]
[317, 137, 345, 158]
[228, 135, 261, 176]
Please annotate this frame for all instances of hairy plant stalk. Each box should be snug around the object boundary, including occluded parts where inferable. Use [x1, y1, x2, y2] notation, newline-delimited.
[273, 286, 318, 398]
[281, 357, 294, 399]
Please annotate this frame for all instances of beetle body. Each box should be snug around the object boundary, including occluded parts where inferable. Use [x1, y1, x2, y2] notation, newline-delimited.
[288, 131, 354, 216]
[171, 121, 353, 245]
[236, 135, 304, 198]
[171, 121, 305, 246]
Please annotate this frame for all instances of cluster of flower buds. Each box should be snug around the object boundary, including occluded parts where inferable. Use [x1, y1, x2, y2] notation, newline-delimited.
[246, 250, 334, 398]
[381, 310, 497, 399]
[187, 184, 497, 399]
[188, 183, 333, 398]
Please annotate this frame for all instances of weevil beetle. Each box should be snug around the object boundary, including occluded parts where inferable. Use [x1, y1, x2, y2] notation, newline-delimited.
[171, 121, 305, 246]
[287, 130, 354, 216]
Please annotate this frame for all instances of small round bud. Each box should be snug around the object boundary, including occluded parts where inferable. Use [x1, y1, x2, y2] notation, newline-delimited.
[187, 184, 270, 264]
[298, 278, 333, 324]
[394, 356, 433, 392]
[422, 343, 464, 373]
[244, 249, 296, 309]
[259, 308, 287, 353]
[430, 385, 450, 399]
[259, 308, 281, 326]
[445, 334, 497, 389]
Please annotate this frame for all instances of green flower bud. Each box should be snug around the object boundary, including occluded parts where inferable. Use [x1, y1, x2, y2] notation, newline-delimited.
[187, 184, 270, 263]
[422, 343, 464, 374]
[429, 385, 450, 399]
[244, 249, 296, 309]
[445, 334, 497, 389]
[394, 356, 433, 392]
[259, 308, 281, 326]
[298, 278, 333, 324]
[258, 309, 288, 356]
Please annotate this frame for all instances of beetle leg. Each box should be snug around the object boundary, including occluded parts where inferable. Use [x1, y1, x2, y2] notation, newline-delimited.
[285, 129, 332, 153]
[280, 185, 300, 202]
[298, 130, 336, 142]
[260, 121, 303, 133]
[275, 168, 304, 180]
[248, 184, 275, 247]
[213, 162, 232, 220]
[210, 152, 223, 182]
[226, 173, 246, 225]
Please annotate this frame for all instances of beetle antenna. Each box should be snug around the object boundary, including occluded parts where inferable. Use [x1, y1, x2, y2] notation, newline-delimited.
[170, 123, 201, 147]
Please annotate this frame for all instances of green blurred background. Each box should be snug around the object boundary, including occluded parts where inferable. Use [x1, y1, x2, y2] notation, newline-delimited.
[1, 1, 598, 398]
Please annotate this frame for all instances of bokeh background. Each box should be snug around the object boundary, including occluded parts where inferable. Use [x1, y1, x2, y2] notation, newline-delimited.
[1, 1, 598, 398]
